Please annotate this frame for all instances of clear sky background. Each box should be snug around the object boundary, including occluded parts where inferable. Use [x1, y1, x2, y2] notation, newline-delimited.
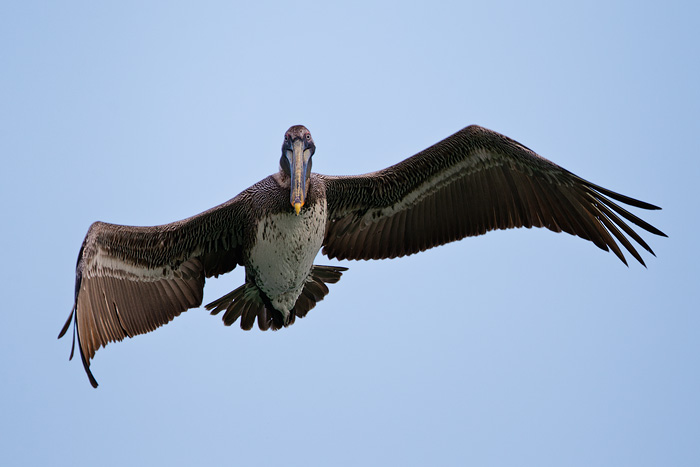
[2, 1, 698, 466]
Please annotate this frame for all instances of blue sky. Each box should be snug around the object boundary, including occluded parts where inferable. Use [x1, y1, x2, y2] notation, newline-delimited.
[2, 1, 698, 466]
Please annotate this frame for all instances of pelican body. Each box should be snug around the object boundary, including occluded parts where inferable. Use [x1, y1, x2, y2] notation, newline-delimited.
[60, 124, 666, 387]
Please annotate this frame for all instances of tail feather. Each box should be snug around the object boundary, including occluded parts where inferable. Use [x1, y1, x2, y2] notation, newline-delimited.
[239, 299, 258, 331]
[204, 265, 349, 331]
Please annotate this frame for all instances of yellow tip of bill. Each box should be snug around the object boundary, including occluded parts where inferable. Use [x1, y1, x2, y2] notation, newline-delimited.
[294, 202, 302, 215]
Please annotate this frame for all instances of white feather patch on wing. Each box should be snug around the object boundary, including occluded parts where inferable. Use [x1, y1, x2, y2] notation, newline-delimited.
[357, 149, 504, 228]
[85, 246, 198, 282]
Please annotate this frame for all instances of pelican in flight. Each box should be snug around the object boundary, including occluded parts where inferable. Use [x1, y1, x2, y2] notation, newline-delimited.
[59, 125, 666, 387]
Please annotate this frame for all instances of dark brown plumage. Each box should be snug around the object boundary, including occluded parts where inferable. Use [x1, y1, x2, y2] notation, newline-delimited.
[321, 125, 664, 263]
[60, 124, 666, 387]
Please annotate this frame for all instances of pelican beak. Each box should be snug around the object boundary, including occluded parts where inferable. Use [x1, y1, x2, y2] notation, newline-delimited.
[290, 139, 309, 215]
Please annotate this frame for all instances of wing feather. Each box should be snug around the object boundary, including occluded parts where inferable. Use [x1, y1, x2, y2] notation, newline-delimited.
[321, 125, 665, 263]
[60, 195, 249, 387]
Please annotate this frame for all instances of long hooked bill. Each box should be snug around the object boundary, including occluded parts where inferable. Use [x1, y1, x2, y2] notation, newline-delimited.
[290, 139, 308, 215]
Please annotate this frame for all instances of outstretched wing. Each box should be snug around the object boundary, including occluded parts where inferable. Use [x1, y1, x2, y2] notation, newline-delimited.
[321, 125, 666, 263]
[59, 194, 251, 387]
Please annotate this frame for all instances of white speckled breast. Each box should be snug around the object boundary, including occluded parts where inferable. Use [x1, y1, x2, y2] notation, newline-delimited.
[248, 200, 327, 317]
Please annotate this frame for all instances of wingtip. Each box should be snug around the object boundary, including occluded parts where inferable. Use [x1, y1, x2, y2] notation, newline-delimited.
[89, 374, 99, 389]
[58, 306, 75, 339]
[79, 348, 99, 388]
[72, 308, 100, 388]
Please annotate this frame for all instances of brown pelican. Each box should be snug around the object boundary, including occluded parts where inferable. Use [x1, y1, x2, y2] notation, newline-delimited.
[59, 124, 666, 387]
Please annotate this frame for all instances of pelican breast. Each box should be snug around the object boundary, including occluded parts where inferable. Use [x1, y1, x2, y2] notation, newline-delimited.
[248, 195, 327, 317]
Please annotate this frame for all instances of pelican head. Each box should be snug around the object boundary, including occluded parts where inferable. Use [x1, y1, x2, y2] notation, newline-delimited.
[281, 125, 315, 215]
